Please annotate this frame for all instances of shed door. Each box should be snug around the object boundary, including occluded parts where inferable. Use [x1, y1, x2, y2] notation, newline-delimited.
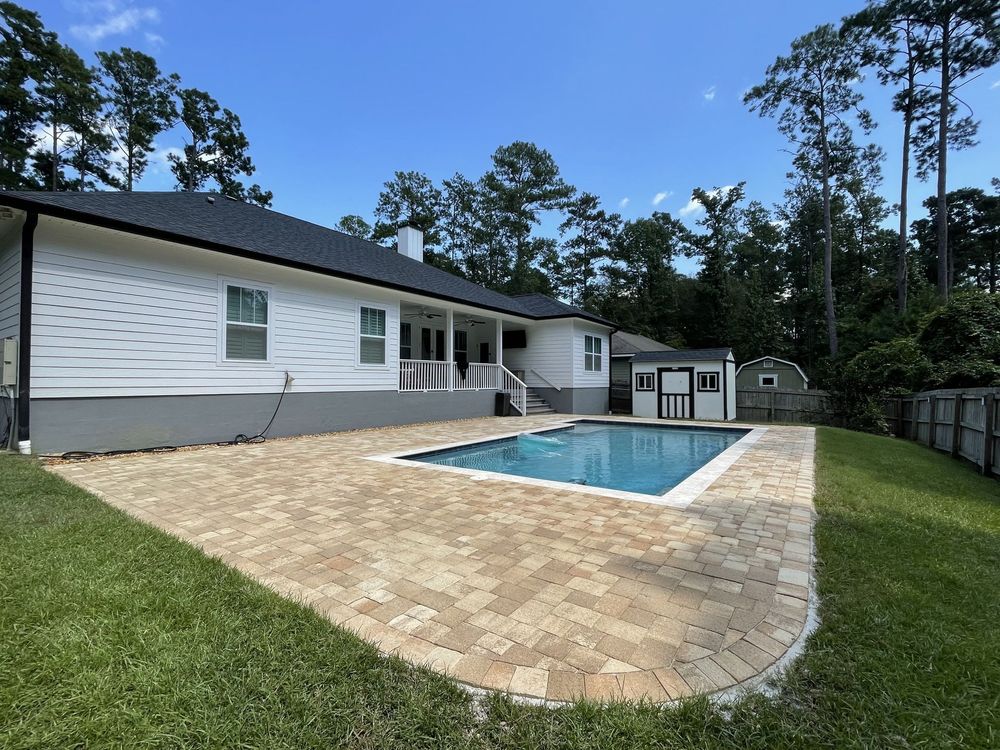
[658, 367, 694, 419]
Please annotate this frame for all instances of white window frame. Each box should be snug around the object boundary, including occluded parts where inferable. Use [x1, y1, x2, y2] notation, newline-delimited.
[763, 358, 774, 368]
[218, 277, 274, 366]
[635, 372, 654, 391]
[584, 334, 603, 372]
[356, 301, 390, 368]
[758, 373, 778, 388]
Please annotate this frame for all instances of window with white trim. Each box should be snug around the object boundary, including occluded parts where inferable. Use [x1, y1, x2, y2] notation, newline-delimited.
[697, 372, 719, 391]
[399, 322, 412, 360]
[224, 283, 269, 361]
[636, 372, 653, 391]
[763, 358, 774, 367]
[759, 374, 778, 387]
[584, 335, 602, 372]
[454, 329, 468, 363]
[358, 305, 387, 365]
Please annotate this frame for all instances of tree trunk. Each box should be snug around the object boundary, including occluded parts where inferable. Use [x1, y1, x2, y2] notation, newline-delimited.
[990, 244, 996, 294]
[820, 109, 838, 357]
[50, 121, 58, 191]
[898, 46, 915, 315]
[936, 16, 951, 300]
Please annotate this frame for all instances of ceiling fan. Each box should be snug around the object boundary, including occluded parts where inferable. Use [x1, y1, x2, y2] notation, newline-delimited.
[404, 307, 442, 320]
[459, 317, 487, 328]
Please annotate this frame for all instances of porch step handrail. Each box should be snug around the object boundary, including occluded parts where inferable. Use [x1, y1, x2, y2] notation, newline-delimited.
[499, 365, 527, 416]
[529, 368, 562, 391]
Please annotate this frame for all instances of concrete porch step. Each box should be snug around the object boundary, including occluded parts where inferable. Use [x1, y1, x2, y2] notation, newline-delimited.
[524, 388, 556, 415]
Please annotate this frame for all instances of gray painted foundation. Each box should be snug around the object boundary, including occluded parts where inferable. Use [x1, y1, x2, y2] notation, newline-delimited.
[532, 387, 609, 415]
[30, 390, 497, 454]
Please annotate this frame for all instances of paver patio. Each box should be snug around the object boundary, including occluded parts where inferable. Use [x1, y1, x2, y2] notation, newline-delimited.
[49, 415, 815, 703]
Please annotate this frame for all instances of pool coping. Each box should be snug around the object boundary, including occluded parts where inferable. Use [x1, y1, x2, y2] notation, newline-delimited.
[364, 417, 768, 509]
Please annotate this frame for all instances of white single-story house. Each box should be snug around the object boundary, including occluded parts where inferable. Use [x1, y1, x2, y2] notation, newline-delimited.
[735, 355, 810, 390]
[630, 348, 736, 421]
[0, 191, 615, 454]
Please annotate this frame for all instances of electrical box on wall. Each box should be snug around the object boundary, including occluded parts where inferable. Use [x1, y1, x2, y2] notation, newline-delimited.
[1, 338, 17, 388]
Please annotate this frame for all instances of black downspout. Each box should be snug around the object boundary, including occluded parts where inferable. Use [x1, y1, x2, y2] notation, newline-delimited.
[17, 212, 37, 449]
[607, 328, 618, 415]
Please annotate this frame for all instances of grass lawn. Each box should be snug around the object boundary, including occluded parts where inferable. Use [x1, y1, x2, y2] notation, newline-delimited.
[1, 428, 998, 749]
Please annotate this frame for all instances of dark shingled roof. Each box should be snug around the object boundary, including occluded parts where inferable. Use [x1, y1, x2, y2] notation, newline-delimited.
[0, 191, 614, 327]
[510, 293, 615, 327]
[611, 331, 675, 356]
[630, 348, 733, 362]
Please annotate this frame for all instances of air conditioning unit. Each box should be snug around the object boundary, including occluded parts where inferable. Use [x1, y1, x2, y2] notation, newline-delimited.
[1, 338, 17, 388]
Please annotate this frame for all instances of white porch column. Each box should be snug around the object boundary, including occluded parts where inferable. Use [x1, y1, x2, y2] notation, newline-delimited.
[495, 319, 503, 367]
[446, 308, 454, 391]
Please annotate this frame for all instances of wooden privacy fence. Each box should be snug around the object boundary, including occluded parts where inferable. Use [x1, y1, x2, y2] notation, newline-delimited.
[888, 388, 999, 477]
[736, 387, 833, 424]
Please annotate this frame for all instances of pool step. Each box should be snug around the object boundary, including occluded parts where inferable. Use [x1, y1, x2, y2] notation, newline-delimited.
[525, 390, 557, 415]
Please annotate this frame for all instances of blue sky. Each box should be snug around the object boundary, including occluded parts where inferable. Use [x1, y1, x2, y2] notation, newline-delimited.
[27, 0, 1000, 275]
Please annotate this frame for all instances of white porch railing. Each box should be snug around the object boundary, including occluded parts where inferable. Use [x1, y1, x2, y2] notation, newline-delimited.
[399, 359, 450, 391]
[500, 365, 527, 416]
[453, 362, 499, 390]
[398, 359, 526, 416]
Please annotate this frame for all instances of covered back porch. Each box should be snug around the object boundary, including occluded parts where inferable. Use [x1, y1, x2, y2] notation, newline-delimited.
[397, 302, 527, 415]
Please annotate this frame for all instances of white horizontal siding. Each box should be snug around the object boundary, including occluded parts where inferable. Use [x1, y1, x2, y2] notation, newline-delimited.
[502, 319, 573, 389]
[572, 321, 610, 388]
[0, 225, 20, 341]
[30, 217, 402, 398]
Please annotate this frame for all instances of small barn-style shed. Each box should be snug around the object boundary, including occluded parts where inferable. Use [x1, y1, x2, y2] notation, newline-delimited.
[735, 356, 809, 390]
[630, 348, 736, 421]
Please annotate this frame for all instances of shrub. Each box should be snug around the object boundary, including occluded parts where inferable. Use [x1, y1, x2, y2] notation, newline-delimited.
[917, 292, 1000, 388]
[829, 338, 931, 434]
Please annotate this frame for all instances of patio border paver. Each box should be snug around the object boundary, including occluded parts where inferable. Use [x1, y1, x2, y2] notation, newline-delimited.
[48, 415, 816, 703]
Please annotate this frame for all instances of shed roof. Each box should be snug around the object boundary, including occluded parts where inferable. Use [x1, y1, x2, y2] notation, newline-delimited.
[611, 331, 676, 356]
[0, 190, 613, 327]
[736, 355, 809, 384]
[630, 347, 733, 362]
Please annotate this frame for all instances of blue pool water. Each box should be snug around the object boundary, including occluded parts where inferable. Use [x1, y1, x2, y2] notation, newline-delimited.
[411, 421, 749, 496]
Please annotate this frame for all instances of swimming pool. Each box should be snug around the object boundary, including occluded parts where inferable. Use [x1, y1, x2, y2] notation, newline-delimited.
[406, 421, 751, 497]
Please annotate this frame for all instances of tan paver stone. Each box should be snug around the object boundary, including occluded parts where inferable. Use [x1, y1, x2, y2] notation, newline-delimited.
[621, 670, 669, 702]
[547, 670, 586, 701]
[584, 673, 623, 702]
[509, 666, 549, 699]
[49, 415, 814, 703]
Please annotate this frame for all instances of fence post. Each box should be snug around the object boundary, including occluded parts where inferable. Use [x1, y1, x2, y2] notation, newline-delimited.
[950, 394, 963, 458]
[927, 396, 937, 448]
[982, 394, 995, 477]
[768, 390, 775, 422]
[895, 398, 904, 437]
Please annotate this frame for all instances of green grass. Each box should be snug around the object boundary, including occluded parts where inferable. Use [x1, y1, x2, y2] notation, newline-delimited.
[2, 428, 998, 748]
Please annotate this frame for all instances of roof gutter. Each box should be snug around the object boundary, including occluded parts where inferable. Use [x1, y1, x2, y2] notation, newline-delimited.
[16, 210, 37, 454]
[0, 196, 616, 329]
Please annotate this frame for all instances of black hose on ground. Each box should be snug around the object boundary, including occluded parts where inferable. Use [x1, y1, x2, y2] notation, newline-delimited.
[47, 372, 293, 461]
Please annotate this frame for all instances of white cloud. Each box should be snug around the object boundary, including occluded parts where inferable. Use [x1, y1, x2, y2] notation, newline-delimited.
[678, 185, 737, 218]
[148, 143, 183, 175]
[618, 197, 630, 209]
[992, 79, 1000, 90]
[145, 31, 165, 48]
[70, 3, 160, 43]
[703, 85, 717, 102]
[652, 190, 672, 206]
